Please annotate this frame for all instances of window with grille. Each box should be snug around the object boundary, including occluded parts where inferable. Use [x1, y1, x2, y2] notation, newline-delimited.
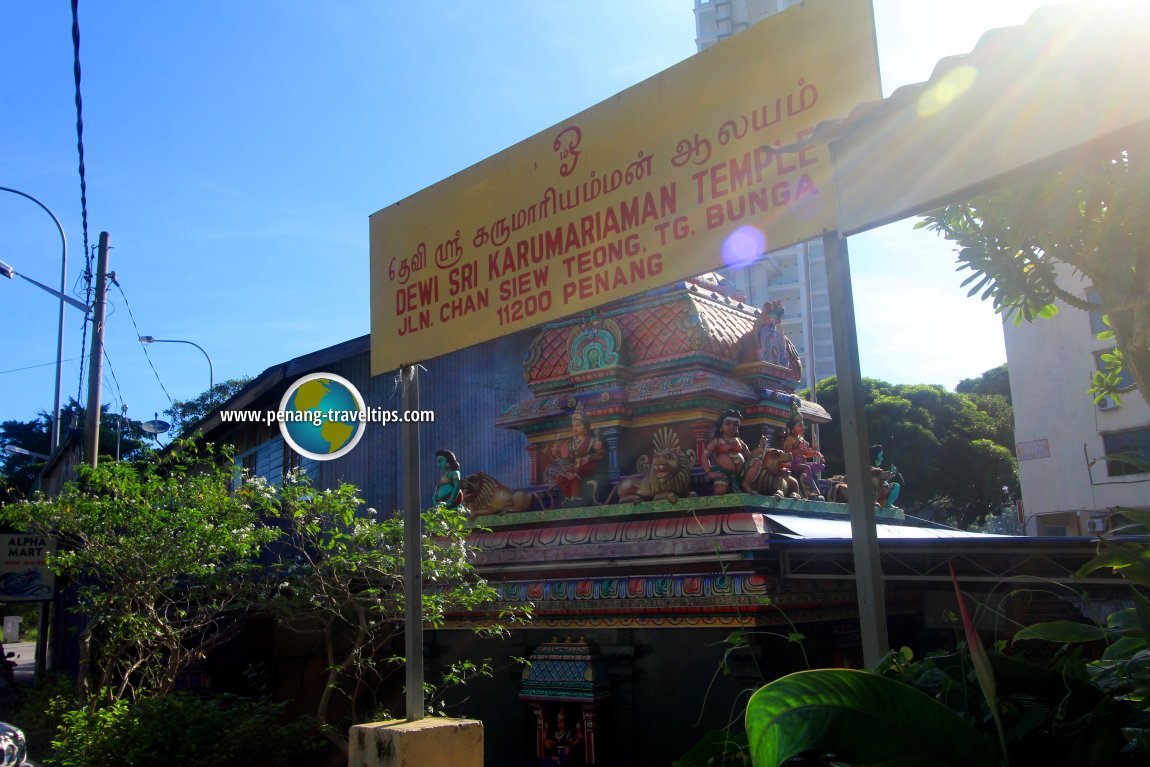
[1102, 428, 1150, 477]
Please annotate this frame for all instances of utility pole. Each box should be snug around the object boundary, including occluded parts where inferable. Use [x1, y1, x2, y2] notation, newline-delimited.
[84, 232, 109, 468]
[823, 230, 889, 666]
[401, 364, 424, 721]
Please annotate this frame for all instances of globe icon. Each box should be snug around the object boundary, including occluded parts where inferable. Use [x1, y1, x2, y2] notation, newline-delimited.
[278, 373, 367, 460]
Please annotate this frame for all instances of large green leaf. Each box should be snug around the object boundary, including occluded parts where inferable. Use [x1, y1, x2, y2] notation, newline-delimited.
[1101, 634, 1148, 662]
[1013, 620, 1117, 644]
[745, 669, 997, 767]
[1132, 587, 1150, 643]
[1076, 543, 1150, 587]
[1115, 508, 1150, 530]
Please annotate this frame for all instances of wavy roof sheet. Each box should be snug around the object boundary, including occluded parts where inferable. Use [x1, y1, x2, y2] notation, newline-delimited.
[776, 2, 1150, 234]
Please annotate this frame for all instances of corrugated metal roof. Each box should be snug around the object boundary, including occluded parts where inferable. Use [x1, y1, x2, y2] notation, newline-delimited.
[764, 513, 1011, 540]
[771, 2, 1150, 233]
[775, 3, 1125, 152]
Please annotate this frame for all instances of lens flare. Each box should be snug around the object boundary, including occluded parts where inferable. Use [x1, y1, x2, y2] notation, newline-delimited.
[916, 64, 978, 118]
[721, 225, 766, 269]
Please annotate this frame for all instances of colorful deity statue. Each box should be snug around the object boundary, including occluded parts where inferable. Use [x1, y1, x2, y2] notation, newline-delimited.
[871, 444, 902, 508]
[742, 430, 802, 498]
[550, 405, 606, 504]
[758, 300, 791, 367]
[433, 449, 463, 509]
[702, 409, 751, 495]
[541, 707, 583, 766]
[783, 398, 825, 500]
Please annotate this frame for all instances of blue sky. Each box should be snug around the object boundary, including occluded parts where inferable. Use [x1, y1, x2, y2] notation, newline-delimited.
[1, 0, 1057, 436]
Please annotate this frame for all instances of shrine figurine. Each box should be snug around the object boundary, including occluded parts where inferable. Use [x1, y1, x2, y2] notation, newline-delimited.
[870, 444, 902, 508]
[550, 405, 606, 504]
[783, 400, 824, 500]
[433, 449, 463, 510]
[611, 427, 693, 504]
[702, 409, 750, 495]
[757, 300, 791, 367]
[541, 707, 583, 766]
[743, 430, 801, 498]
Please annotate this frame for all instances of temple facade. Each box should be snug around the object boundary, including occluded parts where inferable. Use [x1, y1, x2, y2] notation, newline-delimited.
[185, 276, 1115, 767]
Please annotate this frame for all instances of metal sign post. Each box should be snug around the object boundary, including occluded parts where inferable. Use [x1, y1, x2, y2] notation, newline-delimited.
[401, 364, 425, 720]
[823, 231, 889, 667]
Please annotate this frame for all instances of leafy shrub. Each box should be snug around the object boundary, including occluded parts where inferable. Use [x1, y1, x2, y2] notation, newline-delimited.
[744, 511, 1150, 766]
[0, 672, 76, 758]
[47, 692, 317, 767]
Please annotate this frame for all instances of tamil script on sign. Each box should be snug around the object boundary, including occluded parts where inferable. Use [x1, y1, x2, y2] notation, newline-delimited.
[370, 0, 879, 374]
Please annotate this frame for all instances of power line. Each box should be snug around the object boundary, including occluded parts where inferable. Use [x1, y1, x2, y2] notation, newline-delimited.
[0, 358, 81, 376]
[73, 245, 92, 409]
[70, 0, 91, 268]
[111, 278, 175, 407]
[101, 347, 125, 413]
[70, 0, 95, 415]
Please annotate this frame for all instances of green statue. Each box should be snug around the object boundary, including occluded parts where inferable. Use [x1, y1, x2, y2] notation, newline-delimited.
[434, 449, 463, 509]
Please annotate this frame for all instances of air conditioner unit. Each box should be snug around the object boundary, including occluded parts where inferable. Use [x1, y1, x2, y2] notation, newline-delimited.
[1087, 518, 1108, 533]
[1097, 396, 1118, 411]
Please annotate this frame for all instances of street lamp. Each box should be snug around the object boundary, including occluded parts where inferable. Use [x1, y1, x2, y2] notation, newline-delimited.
[0, 259, 90, 313]
[138, 336, 214, 393]
[2, 445, 51, 461]
[0, 187, 71, 452]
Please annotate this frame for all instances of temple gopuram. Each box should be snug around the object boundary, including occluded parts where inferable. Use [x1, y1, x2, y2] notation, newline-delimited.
[451, 274, 909, 629]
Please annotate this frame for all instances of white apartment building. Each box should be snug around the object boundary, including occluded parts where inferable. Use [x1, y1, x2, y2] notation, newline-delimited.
[1006, 270, 1150, 535]
[694, 0, 836, 392]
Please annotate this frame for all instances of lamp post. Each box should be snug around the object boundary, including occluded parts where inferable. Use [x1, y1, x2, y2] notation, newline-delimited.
[2, 445, 52, 461]
[138, 336, 214, 393]
[0, 260, 89, 313]
[0, 187, 70, 452]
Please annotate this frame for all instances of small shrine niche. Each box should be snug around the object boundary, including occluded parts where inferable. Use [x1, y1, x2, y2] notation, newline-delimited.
[520, 638, 610, 765]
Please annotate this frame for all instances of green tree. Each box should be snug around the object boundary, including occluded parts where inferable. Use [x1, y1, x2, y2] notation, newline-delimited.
[961, 392, 1015, 453]
[0, 400, 150, 501]
[1, 445, 525, 757]
[259, 471, 530, 753]
[163, 377, 254, 437]
[933, 439, 1017, 526]
[919, 136, 1149, 406]
[814, 375, 1017, 528]
[956, 363, 1011, 402]
[0, 443, 278, 702]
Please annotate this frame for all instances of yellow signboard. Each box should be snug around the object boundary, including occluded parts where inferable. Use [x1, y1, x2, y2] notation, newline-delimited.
[370, 0, 879, 374]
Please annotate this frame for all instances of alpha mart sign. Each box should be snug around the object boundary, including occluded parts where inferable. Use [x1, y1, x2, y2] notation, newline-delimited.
[0, 534, 55, 601]
[369, 0, 879, 375]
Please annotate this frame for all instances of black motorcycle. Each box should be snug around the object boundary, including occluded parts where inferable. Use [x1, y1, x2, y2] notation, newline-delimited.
[0, 643, 23, 706]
